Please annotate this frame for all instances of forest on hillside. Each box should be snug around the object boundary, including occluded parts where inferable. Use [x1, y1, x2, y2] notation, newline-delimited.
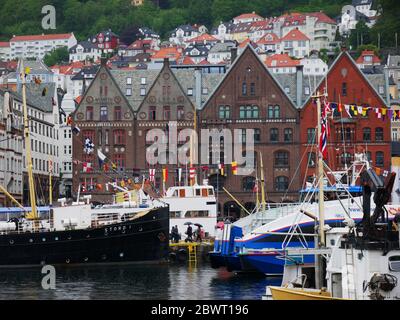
[0, 0, 398, 49]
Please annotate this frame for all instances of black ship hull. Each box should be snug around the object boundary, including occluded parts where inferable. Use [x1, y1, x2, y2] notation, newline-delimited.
[0, 206, 170, 267]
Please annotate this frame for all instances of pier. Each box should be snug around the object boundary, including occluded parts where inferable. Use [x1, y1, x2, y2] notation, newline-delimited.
[169, 241, 214, 264]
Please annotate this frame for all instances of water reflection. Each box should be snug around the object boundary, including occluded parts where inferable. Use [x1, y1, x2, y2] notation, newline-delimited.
[0, 264, 282, 300]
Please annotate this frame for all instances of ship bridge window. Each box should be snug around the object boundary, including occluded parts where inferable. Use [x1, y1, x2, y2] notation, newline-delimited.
[202, 189, 208, 197]
[208, 188, 214, 196]
[389, 256, 400, 272]
[172, 190, 178, 197]
[184, 211, 209, 218]
[179, 189, 186, 198]
[195, 189, 201, 196]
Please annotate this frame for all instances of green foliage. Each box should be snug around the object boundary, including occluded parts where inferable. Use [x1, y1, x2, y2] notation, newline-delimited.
[356, 44, 380, 58]
[43, 47, 70, 66]
[0, 0, 397, 50]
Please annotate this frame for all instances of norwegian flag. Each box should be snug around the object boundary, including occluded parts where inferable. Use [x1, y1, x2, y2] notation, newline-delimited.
[83, 162, 93, 173]
[189, 167, 196, 179]
[319, 101, 331, 160]
[149, 169, 156, 183]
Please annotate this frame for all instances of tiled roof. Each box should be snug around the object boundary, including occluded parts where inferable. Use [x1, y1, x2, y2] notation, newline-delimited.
[281, 28, 310, 42]
[186, 34, 219, 43]
[265, 54, 301, 68]
[152, 47, 183, 60]
[257, 33, 280, 44]
[356, 50, 381, 64]
[11, 33, 74, 42]
[234, 12, 264, 21]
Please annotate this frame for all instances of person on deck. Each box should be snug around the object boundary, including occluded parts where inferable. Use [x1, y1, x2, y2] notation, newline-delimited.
[185, 225, 193, 242]
[195, 226, 202, 242]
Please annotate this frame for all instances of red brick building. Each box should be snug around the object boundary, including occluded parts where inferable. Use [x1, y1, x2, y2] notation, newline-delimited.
[300, 51, 391, 186]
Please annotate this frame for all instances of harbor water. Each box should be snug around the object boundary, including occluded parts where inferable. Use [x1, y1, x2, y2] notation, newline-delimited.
[0, 264, 282, 300]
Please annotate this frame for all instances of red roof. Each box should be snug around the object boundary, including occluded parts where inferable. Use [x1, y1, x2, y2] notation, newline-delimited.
[152, 47, 183, 61]
[128, 39, 153, 50]
[265, 54, 301, 68]
[11, 33, 74, 42]
[180, 56, 196, 65]
[51, 61, 85, 75]
[308, 12, 337, 25]
[238, 38, 257, 49]
[186, 34, 218, 43]
[0, 42, 10, 48]
[356, 50, 381, 64]
[75, 96, 82, 104]
[257, 33, 281, 45]
[234, 12, 263, 21]
[281, 28, 310, 42]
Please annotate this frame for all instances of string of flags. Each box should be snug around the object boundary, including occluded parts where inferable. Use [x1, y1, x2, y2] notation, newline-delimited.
[320, 101, 397, 121]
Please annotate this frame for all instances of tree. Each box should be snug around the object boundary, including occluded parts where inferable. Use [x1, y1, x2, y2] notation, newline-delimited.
[348, 21, 372, 50]
[44, 47, 70, 66]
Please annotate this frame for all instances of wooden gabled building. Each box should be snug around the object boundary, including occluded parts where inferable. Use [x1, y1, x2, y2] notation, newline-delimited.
[199, 46, 302, 215]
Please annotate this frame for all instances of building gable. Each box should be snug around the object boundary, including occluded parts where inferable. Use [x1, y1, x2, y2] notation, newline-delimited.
[202, 45, 298, 119]
[74, 63, 133, 122]
[137, 61, 195, 121]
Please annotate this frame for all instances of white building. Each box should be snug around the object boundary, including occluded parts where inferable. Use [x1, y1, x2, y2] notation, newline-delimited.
[233, 12, 264, 25]
[10, 33, 77, 60]
[0, 42, 11, 61]
[280, 28, 310, 59]
[169, 25, 200, 45]
[280, 13, 337, 51]
[207, 41, 236, 64]
[69, 41, 101, 62]
[301, 54, 328, 76]
[0, 91, 23, 207]
[339, 1, 378, 36]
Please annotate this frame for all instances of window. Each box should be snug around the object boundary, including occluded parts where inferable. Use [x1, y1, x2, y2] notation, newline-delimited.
[307, 128, 316, 144]
[267, 105, 280, 119]
[114, 106, 122, 120]
[254, 129, 261, 143]
[242, 176, 256, 191]
[363, 127, 371, 142]
[275, 176, 289, 191]
[98, 130, 102, 145]
[375, 127, 384, 142]
[340, 152, 352, 166]
[113, 130, 126, 145]
[239, 105, 259, 119]
[86, 106, 94, 121]
[284, 128, 293, 143]
[149, 106, 156, 120]
[113, 154, 125, 169]
[177, 106, 185, 120]
[307, 152, 316, 168]
[270, 128, 279, 142]
[305, 87, 310, 95]
[202, 87, 208, 95]
[342, 82, 347, 96]
[284, 86, 290, 94]
[163, 106, 171, 120]
[140, 88, 146, 96]
[127, 77, 132, 85]
[274, 151, 289, 167]
[250, 83, 255, 96]
[104, 130, 109, 145]
[219, 105, 230, 119]
[126, 88, 132, 96]
[242, 82, 247, 96]
[187, 88, 193, 96]
[100, 106, 108, 121]
[141, 77, 146, 85]
[376, 151, 384, 167]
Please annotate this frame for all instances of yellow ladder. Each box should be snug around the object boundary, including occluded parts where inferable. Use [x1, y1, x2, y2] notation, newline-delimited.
[188, 243, 197, 264]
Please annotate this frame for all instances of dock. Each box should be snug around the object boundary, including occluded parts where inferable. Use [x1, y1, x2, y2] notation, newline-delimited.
[169, 241, 214, 264]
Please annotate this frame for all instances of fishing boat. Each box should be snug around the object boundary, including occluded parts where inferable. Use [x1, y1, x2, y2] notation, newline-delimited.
[0, 61, 170, 267]
[266, 92, 400, 300]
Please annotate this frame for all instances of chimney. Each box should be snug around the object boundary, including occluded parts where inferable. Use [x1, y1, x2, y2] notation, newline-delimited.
[384, 66, 391, 106]
[163, 57, 170, 68]
[195, 67, 202, 109]
[231, 47, 238, 63]
[296, 65, 304, 108]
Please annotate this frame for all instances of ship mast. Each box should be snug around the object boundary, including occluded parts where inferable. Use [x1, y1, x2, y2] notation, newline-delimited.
[314, 90, 325, 289]
[21, 61, 38, 220]
[259, 152, 266, 213]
